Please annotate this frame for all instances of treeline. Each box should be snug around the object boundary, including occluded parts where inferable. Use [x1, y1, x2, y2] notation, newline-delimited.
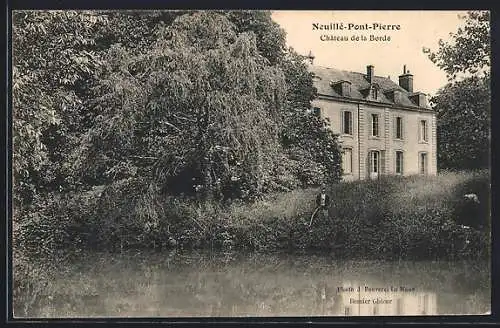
[12, 11, 343, 240]
[424, 11, 490, 171]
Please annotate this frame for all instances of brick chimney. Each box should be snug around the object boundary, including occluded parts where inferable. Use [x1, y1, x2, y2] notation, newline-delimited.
[367, 65, 374, 83]
[398, 65, 413, 92]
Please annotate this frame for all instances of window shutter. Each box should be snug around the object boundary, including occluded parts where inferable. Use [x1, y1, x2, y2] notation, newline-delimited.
[395, 151, 404, 174]
[400, 152, 404, 174]
[393, 116, 397, 139]
[348, 149, 352, 173]
[368, 152, 372, 174]
[371, 114, 374, 136]
[341, 149, 345, 173]
[402, 117, 405, 140]
[373, 114, 376, 137]
[340, 111, 344, 133]
[401, 152, 404, 174]
[349, 112, 353, 134]
[395, 152, 399, 174]
[380, 150, 386, 174]
[403, 117, 407, 140]
[424, 121, 428, 141]
[418, 121, 422, 141]
[366, 151, 373, 176]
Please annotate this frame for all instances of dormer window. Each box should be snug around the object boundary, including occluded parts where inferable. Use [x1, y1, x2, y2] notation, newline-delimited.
[361, 83, 380, 100]
[385, 89, 403, 104]
[409, 92, 428, 108]
[330, 80, 352, 97]
[341, 82, 351, 97]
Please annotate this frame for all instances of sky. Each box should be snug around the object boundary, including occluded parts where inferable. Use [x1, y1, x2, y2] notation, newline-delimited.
[271, 11, 468, 96]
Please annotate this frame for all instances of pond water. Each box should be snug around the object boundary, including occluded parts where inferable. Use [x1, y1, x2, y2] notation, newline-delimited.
[14, 250, 490, 318]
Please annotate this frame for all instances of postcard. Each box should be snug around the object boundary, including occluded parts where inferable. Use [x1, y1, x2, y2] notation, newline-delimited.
[10, 9, 491, 318]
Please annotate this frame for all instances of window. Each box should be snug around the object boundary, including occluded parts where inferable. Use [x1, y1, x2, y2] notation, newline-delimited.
[395, 116, 403, 139]
[342, 111, 353, 135]
[371, 114, 379, 137]
[342, 148, 352, 174]
[370, 151, 379, 174]
[419, 152, 428, 175]
[395, 151, 404, 174]
[419, 120, 428, 142]
[341, 82, 351, 97]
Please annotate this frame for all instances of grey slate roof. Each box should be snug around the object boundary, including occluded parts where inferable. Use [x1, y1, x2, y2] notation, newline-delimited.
[309, 65, 431, 110]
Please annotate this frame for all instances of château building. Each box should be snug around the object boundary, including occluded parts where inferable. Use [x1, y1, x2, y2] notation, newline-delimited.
[306, 52, 437, 180]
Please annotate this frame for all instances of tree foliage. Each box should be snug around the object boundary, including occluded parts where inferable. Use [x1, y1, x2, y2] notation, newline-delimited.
[424, 10, 491, 171]
[12, 11, 192, 205]
[12, 10, 342, 209]
[76, 12, 287, 200]
[222, 10, 287, 66]
[279, 49, 342, 185]
[12, 11, 109, 206]
[423, 11, 490, 80]
[432, 76, 490, 170]
[94, 10, 185, 54]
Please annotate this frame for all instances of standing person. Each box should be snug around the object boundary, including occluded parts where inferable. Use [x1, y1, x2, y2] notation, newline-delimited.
[316, 185, 330, 219]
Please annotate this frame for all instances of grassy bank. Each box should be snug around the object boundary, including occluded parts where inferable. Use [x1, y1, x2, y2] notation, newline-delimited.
[13, 170, 490, 261]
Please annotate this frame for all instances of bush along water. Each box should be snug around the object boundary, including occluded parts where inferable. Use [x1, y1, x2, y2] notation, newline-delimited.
[13, 171, 490, 261]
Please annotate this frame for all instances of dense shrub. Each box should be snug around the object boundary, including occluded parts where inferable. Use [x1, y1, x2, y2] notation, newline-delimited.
[13, 171, 490, 261]
[12, 249, 61, 317]
[14, 190, 99, 258]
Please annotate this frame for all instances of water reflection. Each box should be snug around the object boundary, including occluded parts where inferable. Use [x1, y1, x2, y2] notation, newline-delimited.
[14, 250, 489, 317]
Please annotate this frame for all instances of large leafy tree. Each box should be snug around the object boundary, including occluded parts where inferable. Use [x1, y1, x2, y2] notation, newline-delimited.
[279, 49, 342, 186]
[13, 9, 342, 206]
[433, 76, 490, 170]
[75, 12, 287, 200]
[12, 11, 108, 207]
[94, 10, 185, 54]
[12, 10, 187, 203]
[225, 11, 342, 187]
[424, 11, 490, 170]
[223, 10, 286, 66]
